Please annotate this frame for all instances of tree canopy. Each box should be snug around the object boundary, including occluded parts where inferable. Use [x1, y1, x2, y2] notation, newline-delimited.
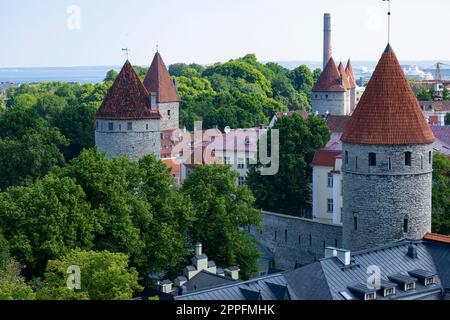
[247, 113, 330, 216]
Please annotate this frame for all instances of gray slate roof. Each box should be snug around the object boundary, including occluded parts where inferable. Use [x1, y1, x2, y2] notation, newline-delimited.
[183, 270, 236, 293]
[175, 239, 450, 300]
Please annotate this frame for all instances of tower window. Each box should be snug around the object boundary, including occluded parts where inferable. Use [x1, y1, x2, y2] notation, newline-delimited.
[108, 123, 113, 131]
[274, 231, 277, 241]
[404, 218, 409, 233]
[354, 216, 358, 231]
[388, 157, 392, 170]
[299, 235, 301, 245]
[345, 151, 349, 165]
[335, 239, 338, 247]
[327, 173, 333, 188]
[127, 122, 133, 131]
[355, 157, 358, 169]
[96, 121, 99, 129]
[369, 153, 377, 166]
[285, 230, 288, 243]
[309, 235, 312, 246]
[429, 151, 432, 164]
[421, 156, 424, 170]
[405, 152, 412, 166]
[168, 110, 171, 118]
[146, 124, 149, 130]
[119, 124, 122, 131]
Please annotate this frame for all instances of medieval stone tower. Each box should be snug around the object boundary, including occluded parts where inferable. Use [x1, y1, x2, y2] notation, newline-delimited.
[341, 44, 436, 252]
[143, 52, 180, 131]
[95, 60, 162, 161]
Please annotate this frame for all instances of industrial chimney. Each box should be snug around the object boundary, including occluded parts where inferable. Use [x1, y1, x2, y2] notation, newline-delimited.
[323, 13, 332, 69]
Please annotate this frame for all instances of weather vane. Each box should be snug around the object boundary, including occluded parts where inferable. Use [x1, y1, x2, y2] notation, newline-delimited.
[156, 41, 159, 53]
[121, 48, 131, 60]
[382, 0, 391, 43]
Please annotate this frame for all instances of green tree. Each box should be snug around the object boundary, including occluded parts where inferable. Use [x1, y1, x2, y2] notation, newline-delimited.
[37, 249, 141, 300]
[0, 258, 35, 300]
[432, 153, 450, 234]
[182, 165, 262, 279]
[289, 65, 314, 93]
[313, 68, 322, 83]
[247, 114, 331, 216]
[104, 69, 118, 82]
[0, 174, 96, 277]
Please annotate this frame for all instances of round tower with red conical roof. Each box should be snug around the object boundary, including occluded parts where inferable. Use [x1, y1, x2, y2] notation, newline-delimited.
[95, 60, 162, 161]
[341, 44, 435, 251]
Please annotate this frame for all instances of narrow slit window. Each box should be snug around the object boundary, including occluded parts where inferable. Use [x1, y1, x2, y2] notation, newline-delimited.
[369, 153, 377, 166]
[405, 152, 412, 166]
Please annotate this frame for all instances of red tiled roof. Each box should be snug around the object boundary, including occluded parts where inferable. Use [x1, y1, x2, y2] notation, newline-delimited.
[338, 62, 350, 90]
[327, 115, 351, 133]
[424, 233, 450, 244]
[313, 57, 346, 93]
[341, 44, 435, 145]
[143, 52, 180, 103]
[345, 59, 357, 89]
[96, 61, 161, 120]
[162, 158, 181, 174]
[311, 150, 342, 167]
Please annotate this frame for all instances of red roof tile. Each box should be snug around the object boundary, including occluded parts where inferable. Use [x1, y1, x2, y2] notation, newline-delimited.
[313, 57, 346, 93]
[327, 115, 351, 133]
[143, 52, 180, 103]
[338, 62, 350, 90]
[345, 59, 357, 89]
[341, 44, 435, 145]
[311, 150, 342, 167]
[424, 233, 450, 244]
[96, 61, 161, 120]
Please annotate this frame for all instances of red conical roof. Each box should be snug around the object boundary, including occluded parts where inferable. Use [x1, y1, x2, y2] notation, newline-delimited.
[341, 44, 435, 145]
[96, 61, 161, 120]
[338, 62, 351, 90]
[313, 57, 346, 92]
[345, 59, 356, 89]
[143, 52, 180, 103]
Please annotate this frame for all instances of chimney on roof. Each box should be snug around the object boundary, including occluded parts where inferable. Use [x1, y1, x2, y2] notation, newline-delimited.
[407, 245, 418, 259]
[195, 242, 202, 256]
[336, 248, 351, 266]
[225, 267, 240, 280]
[323, 13, 332, 69]
[150, 92, 157, 109]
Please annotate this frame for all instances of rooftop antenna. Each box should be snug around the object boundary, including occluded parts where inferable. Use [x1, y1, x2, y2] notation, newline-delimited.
[121, 48, 131, 60]
[382, 0, 391, 43]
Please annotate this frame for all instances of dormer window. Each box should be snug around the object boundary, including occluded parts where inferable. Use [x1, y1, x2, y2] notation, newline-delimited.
[365, 292, 376, 301]
[425, 276, 436, 286]
[384, 287, 396, 297]
[405, 282, 415, 291]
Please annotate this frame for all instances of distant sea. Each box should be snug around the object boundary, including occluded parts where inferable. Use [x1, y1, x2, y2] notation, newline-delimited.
[0, 66, 121, 84]
[0, 61, 449, 85]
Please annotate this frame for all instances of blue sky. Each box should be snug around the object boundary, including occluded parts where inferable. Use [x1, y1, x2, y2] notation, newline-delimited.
[1, 0, 449, 67]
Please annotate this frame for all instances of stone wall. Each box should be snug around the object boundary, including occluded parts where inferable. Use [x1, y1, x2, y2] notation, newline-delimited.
[342, 143, 433, 252]
[158, 102, 179, 130]
[312, 92, 347, 116]
[95, 119, 161, 161]
[253, 211, 343, 271]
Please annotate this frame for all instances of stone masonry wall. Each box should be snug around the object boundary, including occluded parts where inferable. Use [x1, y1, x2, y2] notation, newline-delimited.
[312, 92, 346, 116]
[342, 143, 433, 252]
[158, 102, 179, 130]
[95, 119, 161, 161]
[253, 211, 343, 271]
